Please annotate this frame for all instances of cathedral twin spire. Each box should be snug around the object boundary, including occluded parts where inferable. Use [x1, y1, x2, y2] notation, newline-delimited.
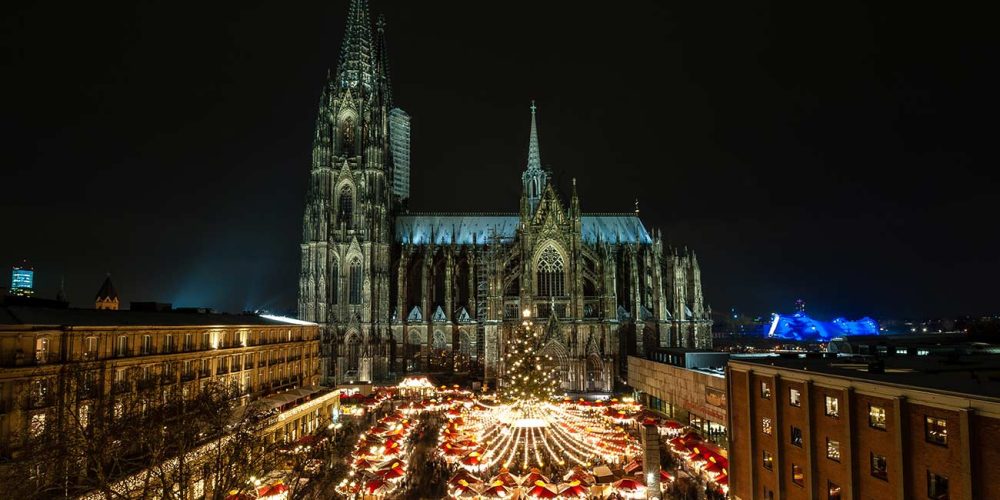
[336, 0, 375, 91]
[522, 101, 548, 214]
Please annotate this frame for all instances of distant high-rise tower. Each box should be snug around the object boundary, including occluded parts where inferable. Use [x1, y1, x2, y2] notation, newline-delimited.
[95, 275, 120, 310]
[389, 107, 411, 201]
[10, 261, 34, 297]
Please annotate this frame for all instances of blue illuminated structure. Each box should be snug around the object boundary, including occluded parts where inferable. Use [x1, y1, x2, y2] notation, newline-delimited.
[766, 312, 878, 341]
[10, 261, 34, 297]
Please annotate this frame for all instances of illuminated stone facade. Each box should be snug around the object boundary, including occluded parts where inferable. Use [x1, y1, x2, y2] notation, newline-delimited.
[0, 305, 321, 456]
[298, 0, 712, 389]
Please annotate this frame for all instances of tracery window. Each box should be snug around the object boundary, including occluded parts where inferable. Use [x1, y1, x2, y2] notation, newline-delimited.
[349, 258, 362, 305]
[536, 246, 565, 297]
[338, 186, 353, 228]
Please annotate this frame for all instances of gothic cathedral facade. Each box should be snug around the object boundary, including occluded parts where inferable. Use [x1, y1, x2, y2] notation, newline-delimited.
[298, 0, 712, 392]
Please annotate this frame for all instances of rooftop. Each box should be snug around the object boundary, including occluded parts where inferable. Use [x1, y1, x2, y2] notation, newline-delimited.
[396, 213, 652, 245]
[0, 305, 316, 328]
[731, 353, 1000, 401]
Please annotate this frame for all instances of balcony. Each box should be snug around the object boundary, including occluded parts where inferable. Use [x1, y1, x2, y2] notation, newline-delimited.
[81, 351, 99, 362]
[113, 347, 133, 358]
[29, 393, 55, 409]
[137, 378, 158, 391]
[198, 369, 211, 378]
[139, 345, 156, 356]
[112, 380, 131, 394]
[216, 366, 230, 376]
[180, 372, 196, 382]
[33, 352, 59, 365]
[161, 374, 177, 385]
[77, 385, 100, 400]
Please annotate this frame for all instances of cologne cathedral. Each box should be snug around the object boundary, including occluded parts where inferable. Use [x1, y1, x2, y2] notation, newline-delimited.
[298, 0, 712, 392]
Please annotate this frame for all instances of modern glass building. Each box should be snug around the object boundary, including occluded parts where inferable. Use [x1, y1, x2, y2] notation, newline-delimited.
[10, 261, 34, 297]
[389, 107, 410, 201]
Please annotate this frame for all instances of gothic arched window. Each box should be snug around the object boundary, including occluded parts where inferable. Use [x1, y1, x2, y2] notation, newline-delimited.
[536, 246, 565, 297]
[338, 186, 353, 228]
[340, 116, 355, 154]
[349, 258, 362, 305]
[330, 260, 339, 304]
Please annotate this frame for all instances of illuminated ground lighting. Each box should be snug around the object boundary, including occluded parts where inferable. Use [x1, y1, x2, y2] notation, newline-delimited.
[512, 418, 548, 428]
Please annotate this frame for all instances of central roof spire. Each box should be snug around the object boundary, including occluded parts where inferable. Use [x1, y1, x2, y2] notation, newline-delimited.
[522, 100, 548, 215]
[527, 100, 542, 173]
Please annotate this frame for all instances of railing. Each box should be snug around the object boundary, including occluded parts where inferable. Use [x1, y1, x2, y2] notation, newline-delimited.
[161, 374, 177, 385]
[180, 372, 196, 382]
[114, 347, 132, 358]
[137, 378, 158, 391]
[198, 369, 211, 378]
[29, 393, 55, 409]
[216, 366, 229, 375]
[112, 380, 131, 394]
[82, 351, 99, 362]
[77, 385, 100, 400]
[33, 352, 59, 365]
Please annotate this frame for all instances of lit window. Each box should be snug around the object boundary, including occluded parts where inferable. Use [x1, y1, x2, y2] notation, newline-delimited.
[825, 395, 839, 417]
[826, 438, 841, 461]
[871, 452, 888, 480]
[790, 426, 803, 447]
[762, 450, 773, 470]
[791, 464, 804, 486]
[30, 413, 46, 437]
[927, 471, 949, 500]
[828, 481, 842, 500]
[762, 417, 772, 435]
[761, 381, 771, 399]
[789, 388, 801, 407]
[925, 416, 948, 446]
[869, 405, 887, 430]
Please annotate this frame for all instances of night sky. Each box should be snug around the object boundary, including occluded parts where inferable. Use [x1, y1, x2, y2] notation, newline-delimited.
[2, 1, 996, 320]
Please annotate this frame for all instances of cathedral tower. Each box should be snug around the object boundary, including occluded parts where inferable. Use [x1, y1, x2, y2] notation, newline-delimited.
[299, 0, 396, 384]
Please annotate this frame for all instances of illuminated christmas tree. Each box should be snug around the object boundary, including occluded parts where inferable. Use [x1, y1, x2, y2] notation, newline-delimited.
[500, 308, 560, 402]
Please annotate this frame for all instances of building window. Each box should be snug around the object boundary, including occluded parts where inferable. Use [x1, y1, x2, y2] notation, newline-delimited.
[828, 481, 842, 500]
[762, 450, 773, 470]
[826, 438, 841, 461]
[761, 381, 771, 399]
[338, 186, 353, 228]
[869, 404, 887, 430]
[789, 387, 801, 407]
[870, 452, 888, 480]
[142, 335, 152, 354]
[927, 471, 949, 500]
[85, 336, 98, 357]
[825, 395, 839, 417]
[762, 417, 772, 435]
[536, 246, 565, 297]
[791, 464, 804, 486]
[925, 416, 948, 446]
[34, 337, 49, 364]
[349, 258, 362, 304]
[29, 413, 46, 438]
[790, 426, 803, 447]
[115, 336, 128, 357]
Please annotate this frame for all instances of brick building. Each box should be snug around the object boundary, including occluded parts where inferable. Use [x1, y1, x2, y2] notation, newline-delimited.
[727, 354, 1000, 500]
